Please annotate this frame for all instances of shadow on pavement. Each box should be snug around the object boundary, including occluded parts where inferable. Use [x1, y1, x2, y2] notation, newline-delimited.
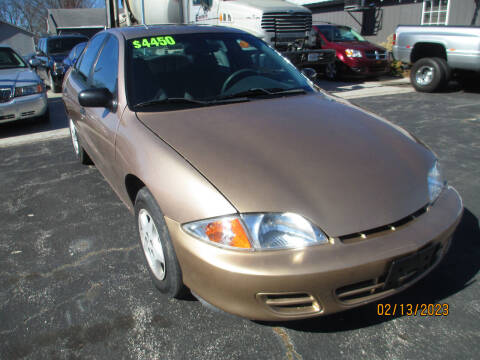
[0, 94, 67, 139]
[260, 208, 479, 333]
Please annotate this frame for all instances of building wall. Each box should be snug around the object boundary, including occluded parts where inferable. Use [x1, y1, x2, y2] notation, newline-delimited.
[311, 1, 423, 45]
[449, 0, 480, 26]
[0, 24, 35, 56]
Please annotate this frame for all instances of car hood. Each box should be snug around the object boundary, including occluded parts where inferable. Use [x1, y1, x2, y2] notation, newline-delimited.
[0, 67, 40, 87]
[333, 41, 386, 52]
[136, 93, 434, 237]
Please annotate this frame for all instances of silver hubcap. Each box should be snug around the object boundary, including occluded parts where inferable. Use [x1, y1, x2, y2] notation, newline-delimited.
[415, 65, 434, 86]
[69, 119, 80, 155]
[138, 209, 166, 280]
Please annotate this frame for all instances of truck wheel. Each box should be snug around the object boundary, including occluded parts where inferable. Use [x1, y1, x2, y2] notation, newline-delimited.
[410, 58, 445, 92]
[135, 187, 187, 299]
[432, 57, 451, 85]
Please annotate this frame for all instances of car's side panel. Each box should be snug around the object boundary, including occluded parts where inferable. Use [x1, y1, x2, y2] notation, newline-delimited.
[114, 110, 237, 222]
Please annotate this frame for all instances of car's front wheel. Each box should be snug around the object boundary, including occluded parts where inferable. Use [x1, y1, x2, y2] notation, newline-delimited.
[135, 187, 186, 298]
[325, 61, 338, 80]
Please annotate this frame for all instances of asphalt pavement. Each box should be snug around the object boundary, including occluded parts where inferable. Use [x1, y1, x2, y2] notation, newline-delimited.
[0, 81, 479, 359]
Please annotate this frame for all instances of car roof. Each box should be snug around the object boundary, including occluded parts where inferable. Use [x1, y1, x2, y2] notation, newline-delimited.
[106, 24, 245, 40]
[42, 34, 89, 40]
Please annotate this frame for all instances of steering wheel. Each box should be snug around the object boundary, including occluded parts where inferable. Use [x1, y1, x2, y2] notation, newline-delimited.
[221, 69, 258, 94]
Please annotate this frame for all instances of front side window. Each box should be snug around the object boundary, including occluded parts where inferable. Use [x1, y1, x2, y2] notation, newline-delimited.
[126, 32, 314, 109]
[422, 0, 450, 25]
[47, 37, 88, 55]
[77, 33, 107, 80]
[92, 35, 118, 94]
[0, 48, 27, 69]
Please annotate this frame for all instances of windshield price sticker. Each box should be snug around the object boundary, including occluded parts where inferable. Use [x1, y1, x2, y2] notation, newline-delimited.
[132, 36, 176, 49]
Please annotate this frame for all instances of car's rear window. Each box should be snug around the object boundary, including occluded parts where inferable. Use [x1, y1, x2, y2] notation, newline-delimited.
[126, 32, 313, 108]
[47, 37, 88, 55]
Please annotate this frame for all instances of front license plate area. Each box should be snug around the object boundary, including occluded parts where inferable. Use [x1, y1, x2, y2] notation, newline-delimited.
[308, 53, 320, 62]
[384, 243, 439, 289]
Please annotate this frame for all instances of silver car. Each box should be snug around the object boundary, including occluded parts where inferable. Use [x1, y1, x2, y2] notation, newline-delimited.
[0, 45, 48, 124]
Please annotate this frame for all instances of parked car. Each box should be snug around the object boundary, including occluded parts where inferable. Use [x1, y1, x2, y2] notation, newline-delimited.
[393, 25, 480, 92]
[32, 34, 88, 93]
[0, 45, 48, 124]
[312, 23, 390, 80]
[62, 42, 87, 72]
[63, 26, 462, 321]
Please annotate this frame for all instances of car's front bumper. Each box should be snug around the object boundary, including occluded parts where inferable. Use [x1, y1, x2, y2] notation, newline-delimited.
[342, 58, 390, 76]
[0, 93, 48, 124]
[166, 186, 463, 321]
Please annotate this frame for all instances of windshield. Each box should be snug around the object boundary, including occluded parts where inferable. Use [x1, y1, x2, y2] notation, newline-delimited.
[318, 26, 365, 42]
[0, 48, 27, 69]
[47, 37, 87, 55]
[126, 32, 314, 109]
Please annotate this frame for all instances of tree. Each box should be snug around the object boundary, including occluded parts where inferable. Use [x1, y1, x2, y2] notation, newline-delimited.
[0, 0, 97, 35]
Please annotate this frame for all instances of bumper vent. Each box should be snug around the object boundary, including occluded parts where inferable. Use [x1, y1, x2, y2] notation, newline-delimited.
[0, 114, 14, 120]
[339, 204, 429, 244]
[261, 12, 312, 33]
[365, 50, 387, 60]
[335, 242, 441, 304]
[257, 292, 321, 316]
[0, 88, 12, 103]
[21, 111, 35, 117]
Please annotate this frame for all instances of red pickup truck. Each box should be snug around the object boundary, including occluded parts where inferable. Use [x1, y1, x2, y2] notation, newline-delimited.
[312, 23, 390, 80]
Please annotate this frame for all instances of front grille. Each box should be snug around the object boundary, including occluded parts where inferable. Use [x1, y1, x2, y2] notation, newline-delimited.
[261, 12, 312, 33]
[257, 292, 321, 316]
[0, 88, 12, 103]
[339, 204, 429, 244]
[335, 243, 441, 304]
[21, 111, 35, 117]
[365, 50, 387, 60]
[0, 114, 14, 120]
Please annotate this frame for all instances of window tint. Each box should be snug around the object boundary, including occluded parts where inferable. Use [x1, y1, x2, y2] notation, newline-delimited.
[92, 35, 118, 94]
[77, 33, 107, 80]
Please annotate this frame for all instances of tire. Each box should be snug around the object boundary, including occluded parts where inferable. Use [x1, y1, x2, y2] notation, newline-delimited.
[325, 61, 338, 81]
[135, 187, 187, 298]
[48, 71, 61, 93]
[69, 118, 92, 165]
[410, 57, 445, 92]
[432, 57, 451, 85]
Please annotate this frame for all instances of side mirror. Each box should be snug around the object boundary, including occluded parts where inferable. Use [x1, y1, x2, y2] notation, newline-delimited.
[301, 67, 317, 80]
[29, 58, 40, 67]
[78, 88, 113, 108]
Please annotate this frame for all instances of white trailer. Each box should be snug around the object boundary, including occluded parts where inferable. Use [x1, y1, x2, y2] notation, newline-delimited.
[105, 0, 334, 68]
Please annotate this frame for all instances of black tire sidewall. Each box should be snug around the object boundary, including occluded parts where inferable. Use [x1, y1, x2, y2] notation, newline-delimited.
[410, 58, 445, 92]
[134, 187, 185, 298]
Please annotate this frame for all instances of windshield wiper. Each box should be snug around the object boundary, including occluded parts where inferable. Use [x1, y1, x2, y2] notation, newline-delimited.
[217, 87, 306, 101]
[134, 97, 209, 109]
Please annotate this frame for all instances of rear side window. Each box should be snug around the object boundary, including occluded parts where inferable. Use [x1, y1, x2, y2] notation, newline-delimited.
[91, 35, 119, 94]
[77, 33, 107, 80]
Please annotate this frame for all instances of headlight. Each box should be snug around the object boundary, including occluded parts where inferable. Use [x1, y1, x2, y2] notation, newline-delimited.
[345, 49, 362, 58]
[428, 160, 445, 204]
[183, 212, 329, 251]
[14, 84, 44, 97]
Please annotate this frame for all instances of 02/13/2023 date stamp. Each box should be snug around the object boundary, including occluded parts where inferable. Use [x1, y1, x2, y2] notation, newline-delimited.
[377, 303, 449, 316]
